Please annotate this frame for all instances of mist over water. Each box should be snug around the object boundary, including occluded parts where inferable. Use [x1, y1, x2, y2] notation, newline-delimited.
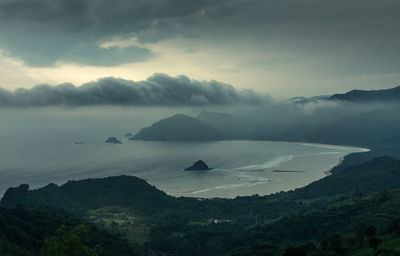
[0, 107, 364, 198]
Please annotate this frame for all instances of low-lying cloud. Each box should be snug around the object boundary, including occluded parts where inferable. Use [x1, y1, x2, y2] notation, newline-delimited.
[0, 73, 269, 107]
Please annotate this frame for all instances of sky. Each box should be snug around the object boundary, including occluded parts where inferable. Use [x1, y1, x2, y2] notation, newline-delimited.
[0, 0, 399, 98]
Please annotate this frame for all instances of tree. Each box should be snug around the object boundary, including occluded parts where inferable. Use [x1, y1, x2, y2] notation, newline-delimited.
[365, 225, 377, 238]
[284, 243, 316, 256]
[352, 188, 362, 201]
[374, 248, 398, 256]
[321, 234, 345, 255]
[41, 225, 101, 256]
[386, 218, 400, 237]
[0, 240, 5, 256]
[355, 223, 367, 246]
[369, 237, 381, 251]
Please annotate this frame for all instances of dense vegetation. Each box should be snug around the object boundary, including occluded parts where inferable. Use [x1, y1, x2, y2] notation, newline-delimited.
[0, 207, 140, 256]
[1, 176, 173, 215]
[1, 156, 400, 255]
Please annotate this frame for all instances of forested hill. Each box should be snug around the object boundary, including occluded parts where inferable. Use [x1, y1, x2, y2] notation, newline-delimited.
[0, 175, 174, 214]
[0, 207, 141, 256]
[3, 157, 400, 219]
[2, 156, 400, 255]
[292, 156, 400, 199]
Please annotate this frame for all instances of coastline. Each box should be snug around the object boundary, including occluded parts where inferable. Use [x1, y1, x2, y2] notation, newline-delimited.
[295, 141, 371, 153]
[0, 139, 370, 199]
[322, 143, 371, 177]
[295, 141, 370, 177]
[324, 156, 345, 176]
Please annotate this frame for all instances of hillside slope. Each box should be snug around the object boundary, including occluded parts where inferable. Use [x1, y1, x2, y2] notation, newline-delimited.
[132, 114, 223, 141]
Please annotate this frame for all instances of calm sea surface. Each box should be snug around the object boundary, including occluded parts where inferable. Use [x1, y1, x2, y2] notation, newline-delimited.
[0, 135, 364, 198]
[0, 108, 366, 198]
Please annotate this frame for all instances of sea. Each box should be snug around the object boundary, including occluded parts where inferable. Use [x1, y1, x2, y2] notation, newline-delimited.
[0, 107, 366, 198]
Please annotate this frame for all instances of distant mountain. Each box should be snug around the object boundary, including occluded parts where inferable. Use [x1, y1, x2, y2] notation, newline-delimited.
[330, 85, 400, 102]
[197, 111, 248, 138]
[197, 111, 239, 128]
[290, 95, 330, 104]
[309, 108, 400, 147]
[129, 84, 400, 153]
[131, 107, 400, 152]
[278, 107, 400, 149]
[131, 114, 222, 141]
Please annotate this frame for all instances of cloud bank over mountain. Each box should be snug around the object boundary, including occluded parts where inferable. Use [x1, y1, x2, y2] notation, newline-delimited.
[0, 73, 269, 107]
[1, 0, 400, 96]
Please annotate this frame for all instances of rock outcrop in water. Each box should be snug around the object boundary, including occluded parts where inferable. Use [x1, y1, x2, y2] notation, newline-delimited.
[184, 160, 211, 171]
[105, 137, 122, 144]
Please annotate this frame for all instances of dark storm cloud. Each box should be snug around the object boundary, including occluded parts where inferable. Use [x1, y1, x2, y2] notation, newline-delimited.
[0, 0, 218, 66]
[2, 40, 152, 67]
[0, 0, 399, 70]
[0, 74, 269, 107]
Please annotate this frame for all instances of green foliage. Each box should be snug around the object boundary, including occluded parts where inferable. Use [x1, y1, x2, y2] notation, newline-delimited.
[229, 242, 278, 256]
[368, 237, 381, 251]
[2, 157, 400, 255]
[1, 176, 174, 215]
[0, 207, 142, 256]
[0, 207, 79, 256]
[293, 157, 400, 199]
[283, 243, 317, 256]
[86, 207, 150, 245]
[386, 219, 400, 237]
[41, 225, 101, 256]
[321, 234, 345, 255]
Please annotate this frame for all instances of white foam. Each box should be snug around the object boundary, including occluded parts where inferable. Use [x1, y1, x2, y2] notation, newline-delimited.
[233, 155, 295, 171]
[190, 181, 269, 194]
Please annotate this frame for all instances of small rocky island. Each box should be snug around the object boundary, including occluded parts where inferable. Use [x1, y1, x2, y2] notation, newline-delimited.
[184, 160, 212, 171]
[105, 137, 122, 144]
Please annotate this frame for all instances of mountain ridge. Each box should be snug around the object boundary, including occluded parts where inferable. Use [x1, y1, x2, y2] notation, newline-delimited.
[330, 85, 400, 102]
[131, 114, 223, 141]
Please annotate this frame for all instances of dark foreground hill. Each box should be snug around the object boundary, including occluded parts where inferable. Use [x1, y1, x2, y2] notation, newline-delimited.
[2, 156, 400, 255]
[1, 176, 173, 215]
[0, 207, 141, 256]
[293, 156, 400, 198]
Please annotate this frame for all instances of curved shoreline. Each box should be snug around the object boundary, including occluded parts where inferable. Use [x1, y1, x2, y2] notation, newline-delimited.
[0, 139, 370, 199]
[138, 139, 371, 153]
[324, 156, 345, 176]
[294, 141, 370, 152]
